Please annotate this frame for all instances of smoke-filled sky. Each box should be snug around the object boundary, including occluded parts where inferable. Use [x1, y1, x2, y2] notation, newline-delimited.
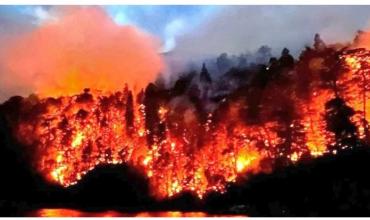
[1, 5, 370, 101]
[3, 6, 370, 56]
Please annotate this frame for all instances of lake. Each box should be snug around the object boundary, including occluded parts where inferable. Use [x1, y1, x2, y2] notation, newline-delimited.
[26, 209, 247, 217]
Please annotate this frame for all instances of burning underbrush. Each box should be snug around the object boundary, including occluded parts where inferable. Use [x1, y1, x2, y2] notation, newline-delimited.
[2, 33, 370, 200]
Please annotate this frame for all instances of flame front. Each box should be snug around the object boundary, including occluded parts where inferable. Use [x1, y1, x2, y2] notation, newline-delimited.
[14, 88, 274, 199]
[339, 49, 370, 143]
[12, 48, 370, 200]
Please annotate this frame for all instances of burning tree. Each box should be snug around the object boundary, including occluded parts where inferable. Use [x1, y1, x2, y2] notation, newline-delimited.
[3, 33, 370, 201]
[338, 49, 370, 143]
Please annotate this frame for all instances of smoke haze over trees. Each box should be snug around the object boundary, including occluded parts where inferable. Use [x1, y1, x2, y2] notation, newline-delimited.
[3, 6, 370, 216]
[1, 6, 370, 101]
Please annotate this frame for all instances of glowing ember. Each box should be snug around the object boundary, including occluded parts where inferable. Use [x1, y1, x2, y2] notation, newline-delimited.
[11, 47, 370, 200]
[339, 49, 370, 143]
[13, 89, 271, 199]
[236, 153, 257, 173]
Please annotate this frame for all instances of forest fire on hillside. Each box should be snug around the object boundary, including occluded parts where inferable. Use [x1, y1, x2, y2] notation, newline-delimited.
[14, 87, 269, 199]
[6, 38, 370, 200]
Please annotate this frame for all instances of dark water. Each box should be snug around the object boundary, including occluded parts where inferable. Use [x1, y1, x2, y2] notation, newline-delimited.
[26, 209, 246, 217]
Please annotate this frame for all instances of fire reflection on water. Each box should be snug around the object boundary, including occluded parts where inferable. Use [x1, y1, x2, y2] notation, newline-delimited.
[26, 209, 247, 217]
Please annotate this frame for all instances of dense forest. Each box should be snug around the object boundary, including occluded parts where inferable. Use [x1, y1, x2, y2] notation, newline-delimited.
[1, 31, 370, 216]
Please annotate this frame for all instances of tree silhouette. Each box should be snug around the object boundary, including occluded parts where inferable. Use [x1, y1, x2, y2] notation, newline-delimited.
[256, 45, 272, 64]
[217, 53, 233, 73]
[200, 63, 212, 84]
[338, 49, 370, 142]
[279, 48, 294, 70]
[325, 97, 358, 150]
[314, 33, 326, 51]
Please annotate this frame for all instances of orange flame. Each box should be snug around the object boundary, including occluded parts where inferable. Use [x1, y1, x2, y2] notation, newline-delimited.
[12, 45, 370, 200]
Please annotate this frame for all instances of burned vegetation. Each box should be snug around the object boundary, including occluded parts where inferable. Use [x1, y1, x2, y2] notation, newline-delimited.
[2, 32, 370, 216]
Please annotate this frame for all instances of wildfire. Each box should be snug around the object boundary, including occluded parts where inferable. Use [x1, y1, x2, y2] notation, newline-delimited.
[10, 47, 370, 200]
[13, 88, 272, 199]
[339, 49, 370, 143]
[236, 153, 258, 173]
[302, 90, 335, 156]
[71, 132, 85, 148]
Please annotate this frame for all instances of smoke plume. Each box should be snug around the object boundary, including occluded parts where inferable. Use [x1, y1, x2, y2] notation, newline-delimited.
[0, 7, 164, 100]
[170, 6, 370, 61]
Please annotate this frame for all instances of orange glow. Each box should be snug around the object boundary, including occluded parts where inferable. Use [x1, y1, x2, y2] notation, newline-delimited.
[0, 7, 163, 98]
[71, 132, 85, 148]
[14, 88, 271, 199]
[27, 208, 247, 217]
[13, 47, 370, 200]
[301, 90, 335, 156]
[338, 49, 370, 142]
[236, 152, 258, 173]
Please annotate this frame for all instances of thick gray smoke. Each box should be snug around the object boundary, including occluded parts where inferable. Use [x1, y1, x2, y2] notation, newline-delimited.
[2, 6, 370, 99]
[166, 6, 370, 74]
